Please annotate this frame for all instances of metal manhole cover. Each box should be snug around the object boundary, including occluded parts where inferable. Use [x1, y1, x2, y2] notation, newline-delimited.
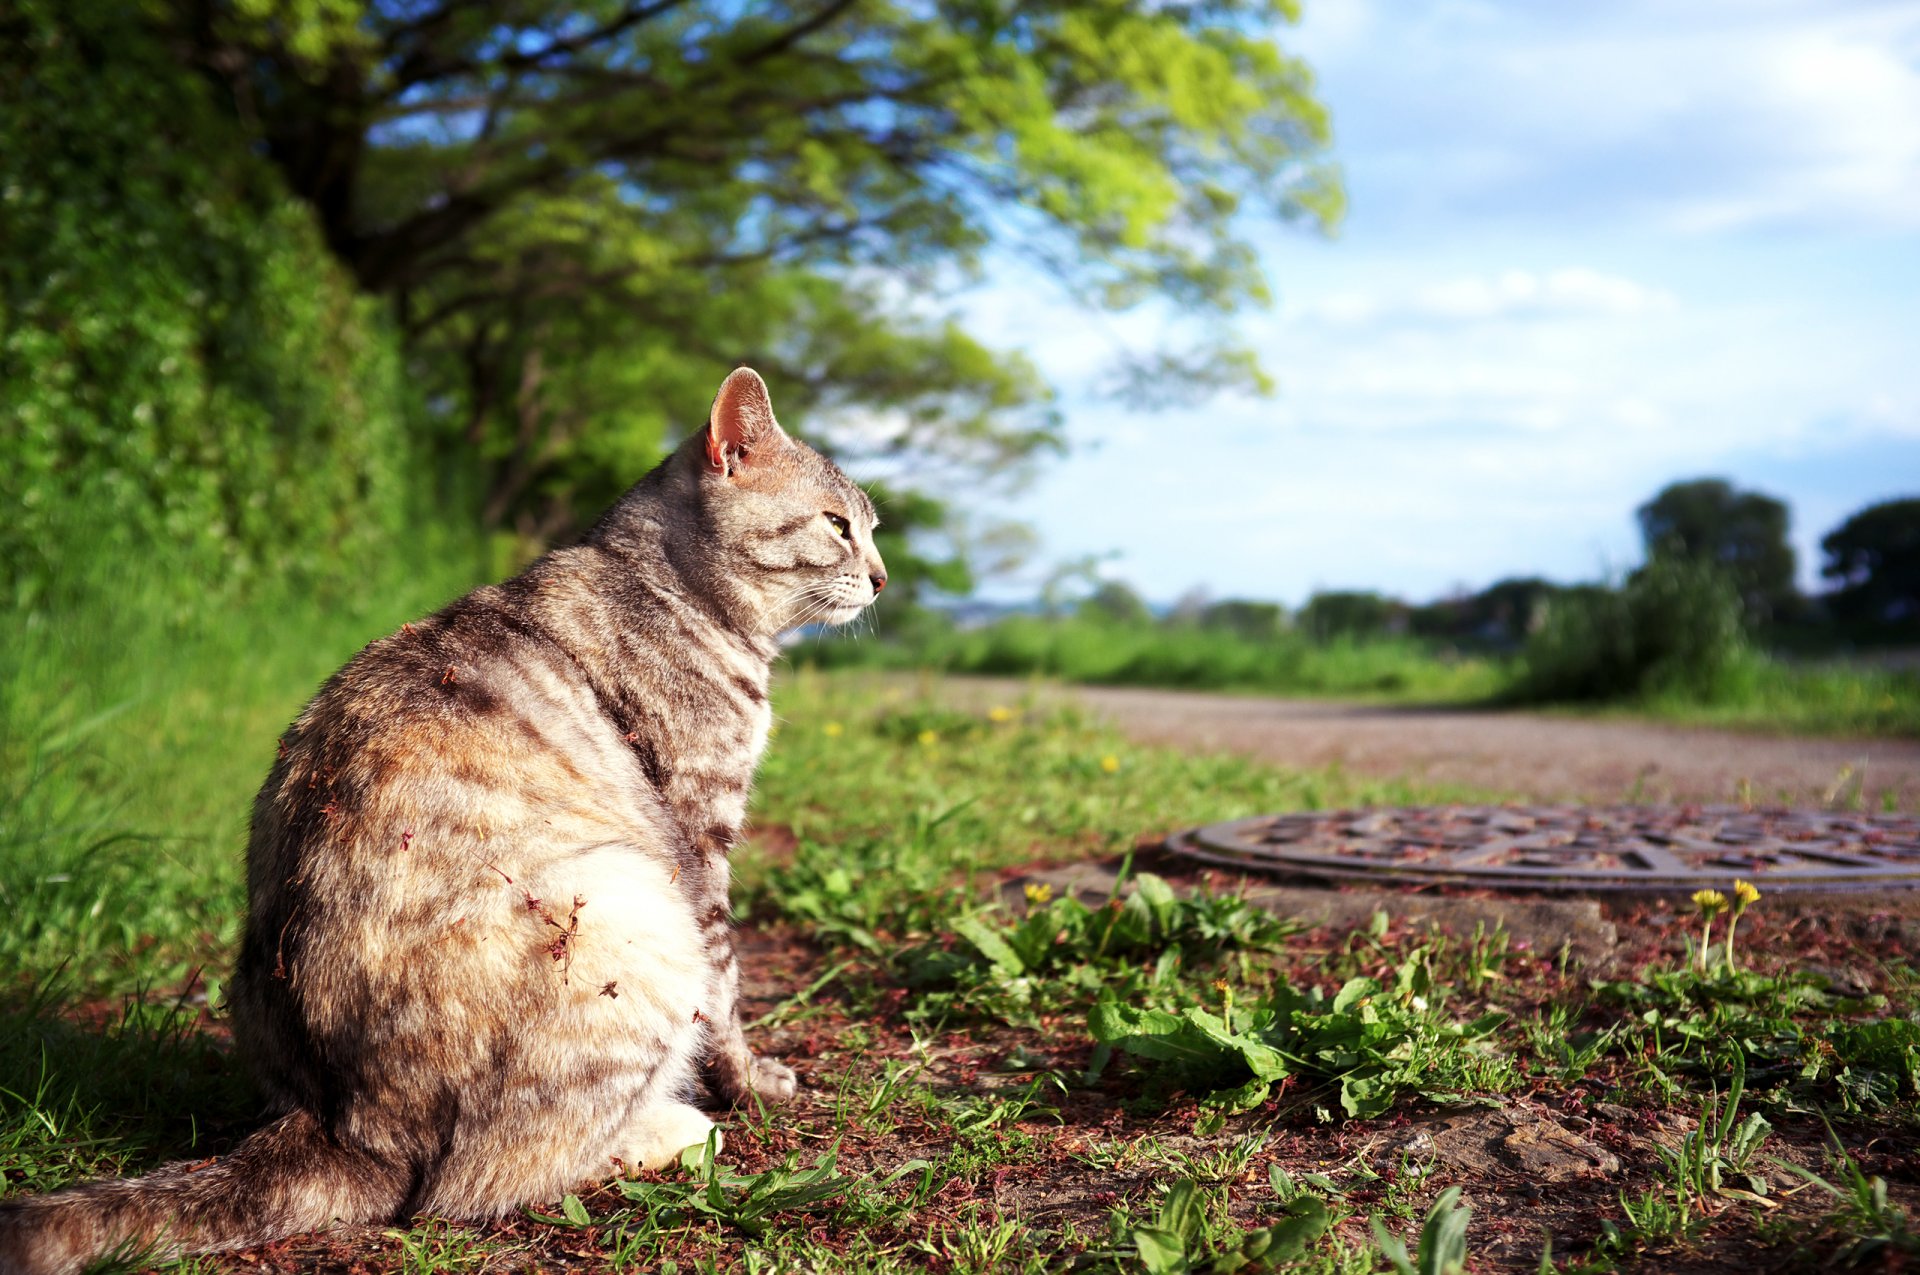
[1166, 805, 1920, 894]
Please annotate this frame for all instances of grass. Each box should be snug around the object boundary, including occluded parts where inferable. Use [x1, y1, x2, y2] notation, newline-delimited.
[3, 584, 1919, 1272]
[796, 616, 1920, 739]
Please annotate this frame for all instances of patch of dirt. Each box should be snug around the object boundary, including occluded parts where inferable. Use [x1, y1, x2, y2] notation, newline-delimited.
[933, 676, 1920, 807]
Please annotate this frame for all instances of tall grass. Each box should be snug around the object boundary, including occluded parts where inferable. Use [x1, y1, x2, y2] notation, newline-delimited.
[798, 615, 1506, 702]
[0, 536, 485, 994]
[794, 601, 1920, 738]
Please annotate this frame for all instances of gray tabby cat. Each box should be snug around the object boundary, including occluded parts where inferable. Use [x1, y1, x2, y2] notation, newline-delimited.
[0, 368, 886, 1274]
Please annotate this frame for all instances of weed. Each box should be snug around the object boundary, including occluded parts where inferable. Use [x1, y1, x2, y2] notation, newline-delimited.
[1114, 1177, 1333, 1274]
[1371, 1185, 1471, 1275]
[1090, 949, 1514, 1118]
[1776, 1137, 1920, 1266]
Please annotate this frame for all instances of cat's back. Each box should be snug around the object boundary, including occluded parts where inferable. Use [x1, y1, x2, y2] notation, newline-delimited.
[248, 561, 665, 898]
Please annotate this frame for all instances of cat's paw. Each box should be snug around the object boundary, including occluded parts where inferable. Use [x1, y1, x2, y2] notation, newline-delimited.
[749, 1055, 798, 1104]
[613, 1102, 718, 1174]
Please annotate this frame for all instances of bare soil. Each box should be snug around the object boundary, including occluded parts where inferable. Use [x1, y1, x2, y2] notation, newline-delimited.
[933, 677, 1920, 808]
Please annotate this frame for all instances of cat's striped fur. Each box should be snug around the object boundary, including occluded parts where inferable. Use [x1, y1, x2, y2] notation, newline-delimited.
[0, 369, 886, 1273]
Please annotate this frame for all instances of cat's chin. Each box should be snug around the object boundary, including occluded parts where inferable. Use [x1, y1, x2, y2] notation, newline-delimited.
[820, 603, 869, 627]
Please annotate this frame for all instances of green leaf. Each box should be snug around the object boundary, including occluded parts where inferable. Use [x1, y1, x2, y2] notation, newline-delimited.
[953, 914, 1027, 976]
[1133, 1226, 1190, 1274]
[1265, 1194, 1332, 1258]
[559, 1193, 591, 1227]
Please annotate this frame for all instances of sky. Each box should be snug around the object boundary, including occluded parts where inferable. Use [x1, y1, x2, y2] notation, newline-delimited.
[964, 0, 1920, 607]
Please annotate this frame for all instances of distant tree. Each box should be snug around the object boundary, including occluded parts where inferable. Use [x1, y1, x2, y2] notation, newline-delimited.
[1636, 479, 1798, 626]
[1298, 590, 1400, 642]
[1166, 586, 1213, 628]
[1200, 599, 1286, 641]
[1078, 580, 1155, 627]
[1407, 579, 1551, 648]
[1820, 498, 1920, 635]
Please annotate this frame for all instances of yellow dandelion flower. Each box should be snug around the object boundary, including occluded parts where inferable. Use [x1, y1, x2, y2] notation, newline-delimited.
[822, 721, 843, 738]
[988, 705, 1015, 723]
[1023, 882, 1054, 905]
[1692, 889, 1728, 974]
[918, 729, 938, 746]
[1732, 879, 1760, 909]
[1100, 754, 1121, 774]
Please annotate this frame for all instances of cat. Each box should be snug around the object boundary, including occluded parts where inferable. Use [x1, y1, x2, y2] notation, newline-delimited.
[0, 368, 886, 1274]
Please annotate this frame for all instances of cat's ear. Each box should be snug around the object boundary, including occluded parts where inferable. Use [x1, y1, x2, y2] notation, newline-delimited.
[705, 367, 786, 476]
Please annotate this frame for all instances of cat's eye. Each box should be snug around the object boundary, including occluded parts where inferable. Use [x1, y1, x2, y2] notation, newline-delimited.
[824, 512, 852, 541]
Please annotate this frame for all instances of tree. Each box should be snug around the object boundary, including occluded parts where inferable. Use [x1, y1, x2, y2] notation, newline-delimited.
[1820, 498, 1920, 636]
[1298, 591, 1401, 642]
[1077, 580, 1154, 627]
[1636, 479, 1798, 626]
[167, 0, 1342, 538]
[1199, 599, 1286, 641]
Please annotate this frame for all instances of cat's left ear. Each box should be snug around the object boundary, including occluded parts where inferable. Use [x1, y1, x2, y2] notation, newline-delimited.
[706, 366, 787, 476]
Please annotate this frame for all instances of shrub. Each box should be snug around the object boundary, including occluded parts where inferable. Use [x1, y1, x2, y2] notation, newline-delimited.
[1512, 556, 1747, 704]
[0, 0, 423, 616]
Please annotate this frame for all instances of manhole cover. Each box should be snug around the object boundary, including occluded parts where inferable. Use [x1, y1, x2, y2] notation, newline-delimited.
[1166, 806, 1920, 894]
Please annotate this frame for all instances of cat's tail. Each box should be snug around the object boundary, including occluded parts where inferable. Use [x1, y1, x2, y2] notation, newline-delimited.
[0, 1108, 406, 1275]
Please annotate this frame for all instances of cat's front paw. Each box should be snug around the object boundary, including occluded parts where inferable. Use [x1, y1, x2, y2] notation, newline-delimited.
[749, 1055, 798, 1104]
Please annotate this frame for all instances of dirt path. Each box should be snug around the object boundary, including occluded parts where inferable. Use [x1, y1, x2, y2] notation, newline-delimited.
[934, 677, 1920, 807]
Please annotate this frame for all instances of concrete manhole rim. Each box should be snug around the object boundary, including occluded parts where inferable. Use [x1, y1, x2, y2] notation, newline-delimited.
[1166, 804, 1920, 895]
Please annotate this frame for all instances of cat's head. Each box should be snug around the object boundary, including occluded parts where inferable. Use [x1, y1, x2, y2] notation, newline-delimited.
[681, 367, 887, 634]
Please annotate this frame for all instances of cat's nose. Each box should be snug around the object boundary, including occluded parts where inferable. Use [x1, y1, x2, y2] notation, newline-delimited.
[869, 573, 887, 594]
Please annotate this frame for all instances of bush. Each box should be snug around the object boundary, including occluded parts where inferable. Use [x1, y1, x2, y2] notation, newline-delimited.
[0, 0, 423, 616]
[1512, 556, 1747, 704]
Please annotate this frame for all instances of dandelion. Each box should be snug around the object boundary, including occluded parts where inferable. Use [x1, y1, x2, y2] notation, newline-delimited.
[822, 721, 843, 738]
[988, 705, 1015, 723]
[1023, 882, 1054, 906]
[1212, 979, 1235, 1034]
[918, 729, 938, 746]
[1692, 888, 1728, 972]
[1100, 754, 1121, 774]
[1725, 879, 1761, 970]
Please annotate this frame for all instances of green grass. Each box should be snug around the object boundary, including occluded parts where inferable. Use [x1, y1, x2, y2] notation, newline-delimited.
[1, 544, 483, 995]
[798, 616, 1920, 738]
[4, 584, 1918, 1272]
[800, 617, 1507, 703]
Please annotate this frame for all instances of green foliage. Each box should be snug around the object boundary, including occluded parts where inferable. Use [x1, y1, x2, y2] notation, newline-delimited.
[0, 531, 481, 994]
[1298, 591, 1403, 642]
[1407, 577, 1557, 648]
[1511, 556, 1748, 705]
[1121, 1178, 1332, 1275]
[169, 0, 1339, 541]
[1196, 600, 1288, 642]
[1090, 950, 1514, 1117]
[901, 872, 1297, 1027]
[0, 0, 423, 611]
[1638, 478, 1798, 626]
[1079, 581, 1158, 627]
[1371, 1186, 1471, 1275]
[1590, 959, 1920, 1112]
[1820, 497, 1920, 638]
[800, 617, 1503, 701]
[1779, 1139, 1920, 1267]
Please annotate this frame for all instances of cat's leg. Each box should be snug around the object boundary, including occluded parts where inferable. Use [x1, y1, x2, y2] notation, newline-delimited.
[693, 849, 797, 1107]
[609, 1102, 718, 1173]
[699, 932, 797, 1106]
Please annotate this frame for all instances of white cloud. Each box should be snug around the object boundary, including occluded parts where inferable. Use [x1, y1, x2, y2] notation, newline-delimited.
[1291, 0, 1920, 233]
[1296, 268, 1677, 326]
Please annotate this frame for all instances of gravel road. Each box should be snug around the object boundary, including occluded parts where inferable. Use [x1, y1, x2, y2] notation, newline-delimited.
[935, 677, 1920, 808]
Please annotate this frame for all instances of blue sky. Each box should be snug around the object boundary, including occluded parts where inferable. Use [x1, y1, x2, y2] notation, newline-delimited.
[964, 0, 1920, 607]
